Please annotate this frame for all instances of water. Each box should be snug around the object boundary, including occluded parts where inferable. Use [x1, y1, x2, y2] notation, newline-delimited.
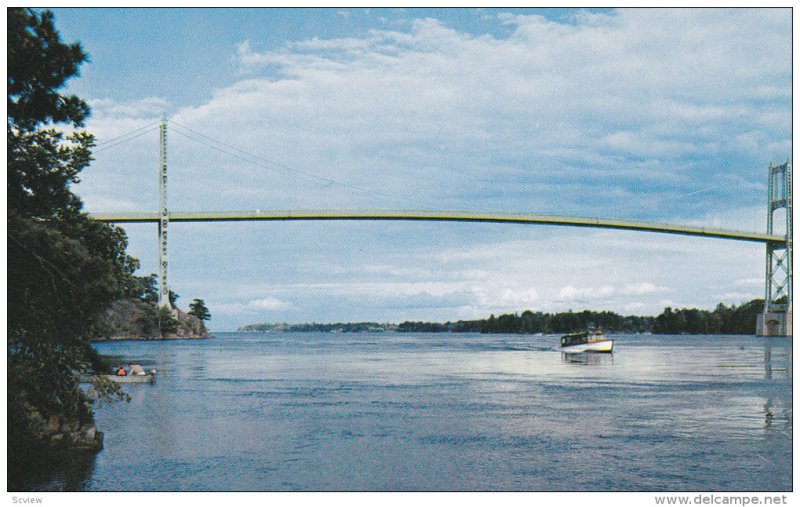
[22, 333, 792, 491]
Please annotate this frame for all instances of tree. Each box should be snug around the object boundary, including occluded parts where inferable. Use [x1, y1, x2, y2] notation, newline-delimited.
[8, 8, 138, 459]
[132, 273, 159, 303]
[156, 306, 180, 335]
[189, 298, 211, 321]
[8, 8, 92, 217]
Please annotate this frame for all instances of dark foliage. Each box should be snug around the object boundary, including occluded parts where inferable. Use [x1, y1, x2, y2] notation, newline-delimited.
[240, 322, 390, 333]
[652, 299, 767, 335]
[8, 8, 138, 458]
[189, 298, 211, 321]
[130, 273, 159, 303]
[399, 309, 653, 334]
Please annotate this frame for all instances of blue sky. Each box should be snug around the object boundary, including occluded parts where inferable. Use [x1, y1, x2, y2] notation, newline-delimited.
[47, 8, 792, 331]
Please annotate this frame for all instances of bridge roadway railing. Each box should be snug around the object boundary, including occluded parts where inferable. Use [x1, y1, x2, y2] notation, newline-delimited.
[88, 209, 785, 245]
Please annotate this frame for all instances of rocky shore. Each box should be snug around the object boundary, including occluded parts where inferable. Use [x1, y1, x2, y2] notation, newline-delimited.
[99, 299, 209, 341]
[8, 399, 103, 491]
[43, 414, 103, 451]
[17, 400, 104, 453]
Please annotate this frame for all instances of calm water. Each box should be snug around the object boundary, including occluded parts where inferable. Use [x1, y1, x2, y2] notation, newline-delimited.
[24, 333, 792, 491]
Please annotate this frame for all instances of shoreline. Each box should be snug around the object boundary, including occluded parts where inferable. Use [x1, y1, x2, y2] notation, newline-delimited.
[92, 334, 212, 343]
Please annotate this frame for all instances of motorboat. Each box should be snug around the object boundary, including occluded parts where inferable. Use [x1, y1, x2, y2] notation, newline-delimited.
[560, 331, 614, 353]
[103, 372, 155, 384]
[80, 371, 156, 384]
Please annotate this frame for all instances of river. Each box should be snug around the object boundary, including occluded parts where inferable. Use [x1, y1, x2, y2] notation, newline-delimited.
[20, 333, 792, 491]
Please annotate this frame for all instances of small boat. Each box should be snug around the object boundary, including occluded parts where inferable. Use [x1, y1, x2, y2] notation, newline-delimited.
[560, 331, 614, 353]
[79, 371, 156, 384]
[102, 373, 156, 384]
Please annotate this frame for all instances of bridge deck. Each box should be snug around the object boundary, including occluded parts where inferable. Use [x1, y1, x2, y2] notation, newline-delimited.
[88, 210, 784, 244]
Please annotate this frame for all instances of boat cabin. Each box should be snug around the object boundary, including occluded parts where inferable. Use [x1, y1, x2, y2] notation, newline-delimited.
[560, 331, 605, 348]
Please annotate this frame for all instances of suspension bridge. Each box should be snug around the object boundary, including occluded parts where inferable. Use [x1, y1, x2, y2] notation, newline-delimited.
[89, 120, 793, 336]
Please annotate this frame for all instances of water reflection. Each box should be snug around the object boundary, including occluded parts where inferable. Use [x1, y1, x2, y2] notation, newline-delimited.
[764, 338, 773, 380]
[8, 448, 98, 492]
[58, 334, 793, 491]
[561, 351, 614, 365]
[761, 337, 792, 434]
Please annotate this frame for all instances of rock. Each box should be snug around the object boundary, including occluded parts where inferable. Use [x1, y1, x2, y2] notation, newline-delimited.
[50, 433, 64, 445]
[83, 426, 96, 442]
[59, 418, 81, 434]
[82, 429, 103, 451]
[48, 415, 60, 433]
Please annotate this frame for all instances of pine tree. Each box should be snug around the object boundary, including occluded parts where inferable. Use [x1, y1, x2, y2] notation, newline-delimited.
[8, 8, 138, 463]
[189, 298, 212, 321]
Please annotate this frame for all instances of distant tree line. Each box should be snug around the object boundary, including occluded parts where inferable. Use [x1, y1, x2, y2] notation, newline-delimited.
[240, 299, 771, 336]
[400, 299, 769, 335]
[651, 299, 768, 335]
[396, 321, 478, 333]
[398, 309, 653, 334]
[239, 322, 392, 333]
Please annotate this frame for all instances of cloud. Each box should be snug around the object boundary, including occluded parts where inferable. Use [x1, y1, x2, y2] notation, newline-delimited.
[80, 194, 142, 212]
[712, 292, 760, 302]
[248, 298, 293, 311]
[214, 298, 294, 315]
[83, 9, 789, 220]
[89, 97, 168, 120]
[624, 302, 647, 312]
[620, 282, 669, 296]
[557, 285, 615, 301]
[71, 9, 788, 329]
[734, 278, 762, 287]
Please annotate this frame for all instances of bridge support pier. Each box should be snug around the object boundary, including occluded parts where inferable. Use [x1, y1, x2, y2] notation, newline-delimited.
[756, 161, 792, 337]
[757, 311, 792, 337]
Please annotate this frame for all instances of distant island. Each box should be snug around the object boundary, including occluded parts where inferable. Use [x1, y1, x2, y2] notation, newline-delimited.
[239, 322, 395, 333]
[238, 298, 768, 336]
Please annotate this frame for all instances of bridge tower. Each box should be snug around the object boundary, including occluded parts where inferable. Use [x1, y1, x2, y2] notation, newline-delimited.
[157, 118, 171, 308]
[757, 161, 792, 336]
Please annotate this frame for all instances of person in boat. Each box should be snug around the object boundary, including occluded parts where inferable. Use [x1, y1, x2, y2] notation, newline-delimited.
[116, 366, 127, 376]
[128, 363, 146, 376]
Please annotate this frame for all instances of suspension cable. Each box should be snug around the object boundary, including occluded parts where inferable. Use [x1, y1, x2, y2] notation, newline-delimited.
[168, 120, 431, 208]
[94, 122, 161, 153]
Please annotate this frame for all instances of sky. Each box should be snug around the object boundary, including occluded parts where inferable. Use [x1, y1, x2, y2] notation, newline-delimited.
[45, 7, 792, 331]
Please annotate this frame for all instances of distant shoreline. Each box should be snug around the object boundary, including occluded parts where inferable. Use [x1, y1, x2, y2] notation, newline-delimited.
[92, 334, 212, 343]
[236, 298, 767, 336]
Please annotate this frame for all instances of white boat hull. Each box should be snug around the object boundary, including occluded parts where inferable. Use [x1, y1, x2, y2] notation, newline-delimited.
[102, 374, 155, 384]
[560, 339, 614, 353]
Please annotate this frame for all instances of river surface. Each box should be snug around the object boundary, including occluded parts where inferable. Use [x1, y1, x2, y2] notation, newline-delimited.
[24, 333, 792, 491]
